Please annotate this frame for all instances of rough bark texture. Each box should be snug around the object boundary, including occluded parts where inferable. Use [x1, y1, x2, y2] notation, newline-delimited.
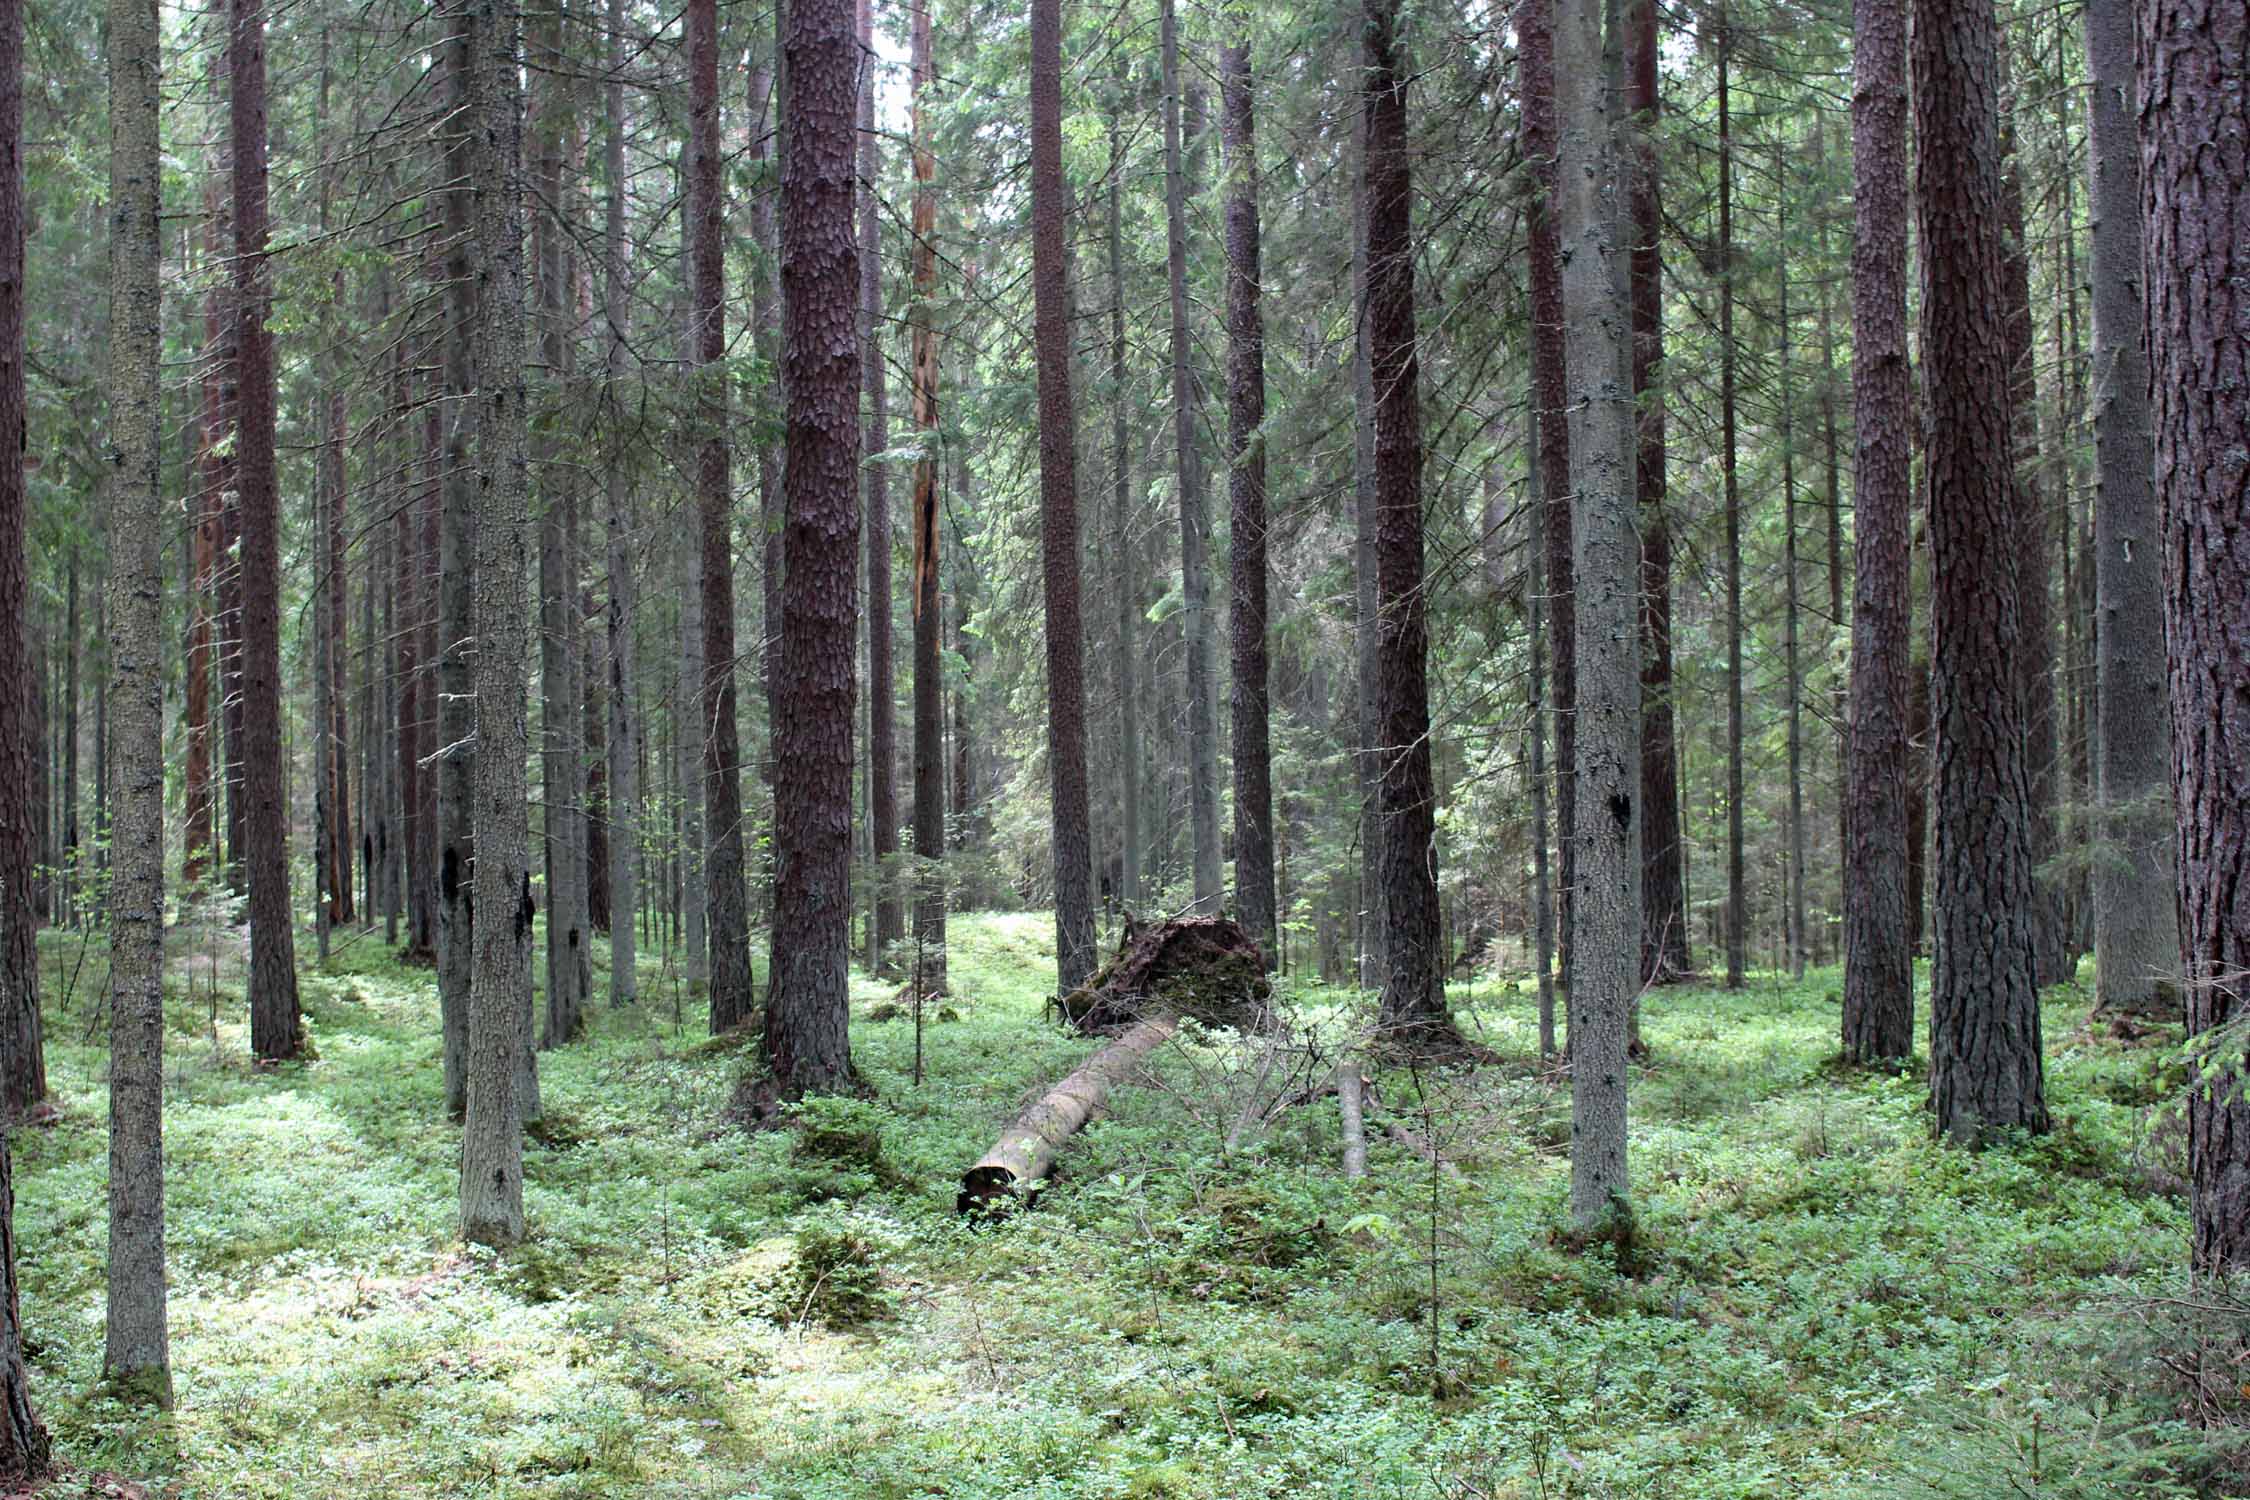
[602, 0, 638, 1007]
[459, 0, 535, 1248]
[908, 0, 946, 995]
[533, 13, 588, 1050]
[232, 0, 302, 1061]
[0, 0, 42, 1120]
[691, 0, 755, 1034]
[1159, 0, 1221, 914]
[859, 3, 900, 969]
[1028, 0, 1097, 994]
[1221, 37, 1275, 968]
[0, 1137, 46, 1480]
[1916, 0, 2048, 1143]
[1629, 0, 1686, 985]
[1105, 81, 1142, 917]
[752, 27, 783, 823]
[1527, 423, 1557, 1058]
[2084, 0, 2176, 1018]
[184, 202, 223, 889]
[436, 15, 477, 1116]
[1555, 0, 1638, 1226]
[1365, 0, 1466, 1056]
[2140, 0, 2248, 1271]
[101, 0, 170, 1407]
[763, 0, 863, 1098]
[1843, 0, 1915, 1066]
[1519, 0, 1574, 996]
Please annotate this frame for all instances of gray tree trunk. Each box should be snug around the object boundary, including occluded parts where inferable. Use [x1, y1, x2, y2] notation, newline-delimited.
[2083, 0, 2176, 1017]
[1554, 0, 1639, 1227]
[1158, 0, 1221, 914]
[459, 0, 536, 1248]
[100, 0, 171, 1406]
[602, 0, 638, 1007]
[1106, 76, 1141, 914]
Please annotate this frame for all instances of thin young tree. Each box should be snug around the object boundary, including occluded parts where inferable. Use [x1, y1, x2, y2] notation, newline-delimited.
[1028, 0, 1097, 993]
[1555, 0, 1638, 1227]
[231, 0, 302, 1059]
[1365, 0, 1469, 1055]
[101, 0, 170, 1405]
[762, 0, 865, 1095]
[2140, 0, 2247, 1269]
[1222, 30, 1274, 966]
[2082, 0, 2175, 1018]
[907, 0, 946, 996]
[1159, 0, 1221, 913]
[459, 0, 536, 1247]
[1842, 0, 1914, 1066]
[1916, 0, 2047, 1143]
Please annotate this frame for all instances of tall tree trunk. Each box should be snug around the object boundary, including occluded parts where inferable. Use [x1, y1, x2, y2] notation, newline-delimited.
[1105, 77, 1141, 916]
[1221, 34, 1274, 966]
[1629, 0, 1686, 985]
[533, 9, 588, 1050]
[0, 1138, 45, 1480]
[1776, 181, 1807, 981]
[860, 0, 900, 971]
[690, 0, 755, 1034]
[2140, 0, 2248, 1271]
[1716, 22, 1745, 991]
[761, 0, 865, 1096]
[2083, 0, 2175, 1017]
[908, 0, 946, 995]
[1159, 0, 1221, 913]
[231, 0, 302, 1060]
[1999, 108, 2070, 987]
[1555, 0, 1637, 1226]
[0, 0, 41, 1121]
[603, 0, 639, 1007]
[1351, 101, 1385, 994]
[753, 17, 783, 824]
[1023, 0, 1096, 994]
[1365, 0, 1466, 1055]
[184, 243, 220, 888]
[1916, 0, 2047, 1143]
[435, 12, 479, 1117]
[100, 0, 169, 1403]
[1518, 0, 1574, 997]
[459, 0, 535, 1248]
[1527, 419, 1557, 1059]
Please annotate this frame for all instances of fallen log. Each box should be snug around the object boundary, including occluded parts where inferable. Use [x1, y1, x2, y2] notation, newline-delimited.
[957, 1017, 1178, 1215]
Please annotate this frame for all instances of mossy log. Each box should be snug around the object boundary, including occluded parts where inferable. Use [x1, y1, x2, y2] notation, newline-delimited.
[958, 1018, 1178, 1214]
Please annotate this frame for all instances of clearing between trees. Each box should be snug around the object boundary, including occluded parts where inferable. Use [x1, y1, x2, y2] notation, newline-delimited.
[19, 912, 2225, 1497]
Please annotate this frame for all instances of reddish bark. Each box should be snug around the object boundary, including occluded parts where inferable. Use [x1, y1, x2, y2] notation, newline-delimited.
[1843, 0, 1915, 1064]
[2140, 0, 2250, 1270]
[231, 0, 302, 1060]
[763, 0, 864, 1096]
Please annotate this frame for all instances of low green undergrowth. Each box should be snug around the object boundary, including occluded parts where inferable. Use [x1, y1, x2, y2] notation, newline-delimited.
[14, 913, 2237, 1497]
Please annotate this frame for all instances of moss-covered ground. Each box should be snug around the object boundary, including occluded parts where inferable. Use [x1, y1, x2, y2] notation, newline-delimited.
[15, 911, 2235, 1497]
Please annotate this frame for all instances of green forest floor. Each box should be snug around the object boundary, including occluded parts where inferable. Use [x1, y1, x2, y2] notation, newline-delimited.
[15, 910, 2242, 1498]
